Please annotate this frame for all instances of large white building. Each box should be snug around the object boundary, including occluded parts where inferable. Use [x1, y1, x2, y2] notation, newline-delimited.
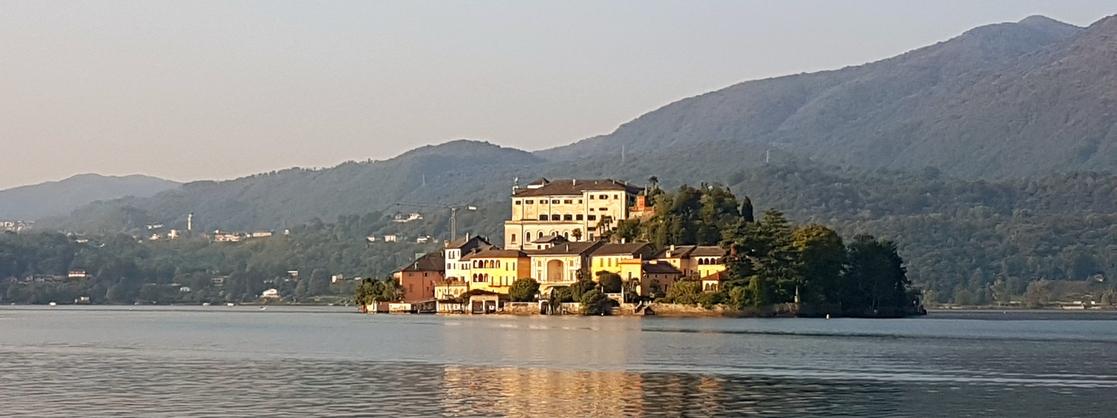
[503, 178, 643, 249]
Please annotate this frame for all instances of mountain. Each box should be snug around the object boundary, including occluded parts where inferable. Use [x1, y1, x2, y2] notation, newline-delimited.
[28, 15, 1117, 301]
[51, 141, 543, 232]
[540, 15, 1117, 179]
[0, 174, 179, 221]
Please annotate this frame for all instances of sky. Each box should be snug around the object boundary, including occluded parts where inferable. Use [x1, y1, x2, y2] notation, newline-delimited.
[1, 0, 1114, 189]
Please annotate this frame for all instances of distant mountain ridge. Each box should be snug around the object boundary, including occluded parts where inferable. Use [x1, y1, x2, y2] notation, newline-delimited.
[32, 14, 1117, 233]
[540, 15, 1117, 179]
[0, 174, 179, 221]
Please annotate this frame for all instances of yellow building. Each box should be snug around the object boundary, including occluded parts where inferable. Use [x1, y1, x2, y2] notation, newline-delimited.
[653, 245, 728, 278]
[461, 249, 532, 294]
[638, 260, 684, 297]
[525, 241, 603, 292]
[504, 178, 643, 249]
[590, 242, 655, 276]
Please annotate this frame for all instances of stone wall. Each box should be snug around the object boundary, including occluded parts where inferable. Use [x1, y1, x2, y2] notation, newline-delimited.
[648, 303, 800, 317]
[504, 302, 543, 316]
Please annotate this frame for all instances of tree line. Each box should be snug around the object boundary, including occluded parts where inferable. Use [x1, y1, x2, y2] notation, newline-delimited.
[610, 184, 918, 316]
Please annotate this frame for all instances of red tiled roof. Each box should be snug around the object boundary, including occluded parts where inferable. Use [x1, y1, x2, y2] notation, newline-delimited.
[524, 241, 603, 256]
[512, 179, 642, 197]
[461, 249, 527, 260]
[399, 252, 445, 272]
[642, 262, 682, 275]
[591, 242, 654, 257]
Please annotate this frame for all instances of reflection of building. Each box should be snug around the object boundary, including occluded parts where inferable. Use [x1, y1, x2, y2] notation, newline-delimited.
[260, 288, 280, 299]
[438, 364, 649, 416]
[504, 179, 643, 249]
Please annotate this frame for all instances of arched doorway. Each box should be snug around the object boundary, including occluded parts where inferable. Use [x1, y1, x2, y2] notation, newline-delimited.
[546, 259, 564, 283]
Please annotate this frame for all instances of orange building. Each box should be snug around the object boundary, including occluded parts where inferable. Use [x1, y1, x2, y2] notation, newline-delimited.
[396, 252, 445, 303]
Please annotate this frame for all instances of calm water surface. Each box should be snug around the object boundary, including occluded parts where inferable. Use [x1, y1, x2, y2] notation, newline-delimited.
[2, 306, 1116, 417]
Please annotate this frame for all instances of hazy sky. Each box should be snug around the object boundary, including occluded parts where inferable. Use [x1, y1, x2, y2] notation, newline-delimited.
[1, 1, 1114, 189]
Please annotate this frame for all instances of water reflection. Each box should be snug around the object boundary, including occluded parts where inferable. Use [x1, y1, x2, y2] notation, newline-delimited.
[3, 307, 1117, 417]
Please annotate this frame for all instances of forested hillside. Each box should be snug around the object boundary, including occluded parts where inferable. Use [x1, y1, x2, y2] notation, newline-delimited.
[542, 15, 1117, 178]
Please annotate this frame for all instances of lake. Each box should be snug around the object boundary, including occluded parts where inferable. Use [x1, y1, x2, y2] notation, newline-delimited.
[2, 306, 1116, 417]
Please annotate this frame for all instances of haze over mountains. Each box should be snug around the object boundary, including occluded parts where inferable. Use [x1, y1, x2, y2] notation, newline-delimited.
[0, 174, 178, 221]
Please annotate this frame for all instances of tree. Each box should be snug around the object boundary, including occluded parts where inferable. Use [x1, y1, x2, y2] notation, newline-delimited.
[579, 289, 612, 315]
[509, 278, 540, 302]
[570, 278, 597, 301]
[727, 209, 799, 304]
[663, 280, 703, 305]
[989, 274, 1009, 305]
[843, 235, 911, 314]
[792, 225, 845, 304]
[611, 219, 641, 243]
[1024, 280, 1051, 308]
[596, 271, 623, 293]
[740, 196, 755, 223]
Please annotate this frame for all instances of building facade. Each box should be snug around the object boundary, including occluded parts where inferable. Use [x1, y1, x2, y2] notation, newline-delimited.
[526, 241, 604, 291]
[503, 179, 643, 249]
[397, 252, 445, 303]
[461, 249, 532, 294]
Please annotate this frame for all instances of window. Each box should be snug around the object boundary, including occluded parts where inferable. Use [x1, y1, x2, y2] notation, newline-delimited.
[526, 200, 534, 204]
[578, 199, 583, 204]
[539, 215, 548, 221]
[525, 232, 532, 241]
[576, 214, 584, 221]
[588, 215, 597, 221]
[514, 200, 521, 205]
[551, 215, 561, 221]
[600, 194, 608, 200]
[599, 208, 608, 211]
[563, 214, 573, 221]
[564, 199, 573, 204]
[511, 234, 517, 244]
[551, 199, 560, 204]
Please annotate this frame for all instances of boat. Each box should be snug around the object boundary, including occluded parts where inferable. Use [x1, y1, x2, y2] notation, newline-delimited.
[226, 303, 236, 307]
[48, 302, 57, 306]
[202, 302, 211, 307]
